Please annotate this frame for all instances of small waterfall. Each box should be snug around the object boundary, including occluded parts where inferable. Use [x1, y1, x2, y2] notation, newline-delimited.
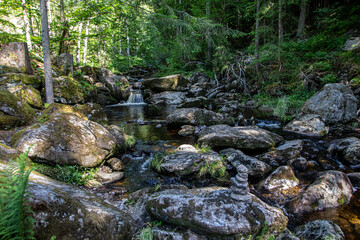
[126, 90, 146, 105]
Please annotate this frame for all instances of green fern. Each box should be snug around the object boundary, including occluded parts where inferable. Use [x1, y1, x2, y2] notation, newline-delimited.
[0, 150, 35, 240]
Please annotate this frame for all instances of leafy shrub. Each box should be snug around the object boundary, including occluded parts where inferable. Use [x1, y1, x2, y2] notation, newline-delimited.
[150, 152, 165, 172]
[320, 73, 337, 84]
[198, 157, 229, 181]
[0, 151, 35, 240]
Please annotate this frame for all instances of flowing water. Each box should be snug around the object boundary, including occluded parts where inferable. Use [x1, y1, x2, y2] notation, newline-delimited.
[104, 99, 360, 239]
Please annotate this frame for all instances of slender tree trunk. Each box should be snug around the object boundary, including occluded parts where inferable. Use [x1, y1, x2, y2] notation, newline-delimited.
[126, 19, 130, 58]
[278, 0, 283, 70]
[255, 0, 260, 73]
[296, 0, 306, 41]
[29, 7, 34, 36]
[40, 0, 54, 104]
[76, 22, 83, 65]
[58, 0, 70, 54]
[205, 1, 211, 66]
[82, 20, 89, 65]
[21, 0, 32, 50]
[46, 0, 52, 36]
[119, 19, 122, 55]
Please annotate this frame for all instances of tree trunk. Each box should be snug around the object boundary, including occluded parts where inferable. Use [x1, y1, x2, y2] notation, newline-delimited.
[58, 0, 70, 54]
[46, 0, 52, 36]
[82, 20, 89, 65]
[40, 0, 54, 104]
[205, 1, 211, 67]
[255, 0, 260, 73]
[119, 19, 122, 55]
[296, 0, 306, 41]
[126, 19, 130, 58]
[278, 0, 283, 70]
[21, 0, 32, 51]
[76, 22, 83, 65]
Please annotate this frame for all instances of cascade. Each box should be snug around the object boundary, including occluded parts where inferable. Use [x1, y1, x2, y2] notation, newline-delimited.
[126, 89, 145, 105]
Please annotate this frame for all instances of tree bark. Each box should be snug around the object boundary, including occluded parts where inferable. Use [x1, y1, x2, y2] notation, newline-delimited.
[296, 0, 306, 41]
[119, 19, 122, 55]
[82, 20, 89, 65]
[40, 0, 54, 104]
[58, 0, 70, 54]
[278, 0, 283, 70]
[126, 19, 130, 58]
[21, 0, 32, 50]
[46, 0, 52, 36]
[76, 22, 83, 65]
[255, 0, 260, 73]
[205, 1, 211, 67]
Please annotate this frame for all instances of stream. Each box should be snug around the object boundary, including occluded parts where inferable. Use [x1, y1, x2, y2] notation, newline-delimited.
[104, 103, 360, 239]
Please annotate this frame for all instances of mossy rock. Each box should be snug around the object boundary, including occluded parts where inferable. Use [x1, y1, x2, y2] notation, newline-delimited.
[42, 103, 87, 120]
[0, 87, 36, 128]
[53, 76, 85, 104]
[0, 73, 43, 89]
[0, 111, 21, 129]
[74, 103, 108, 124]
[11, 85, 43, 109]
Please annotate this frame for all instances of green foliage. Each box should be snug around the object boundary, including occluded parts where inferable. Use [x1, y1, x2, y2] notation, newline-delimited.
[198, 157, 229, 181]
[34, 163, 96, 185]
[194, 144, 212, 154]
[136, 221, 162, 240]
[320, 73, 337, 84]
[273, 96, 288, 120]
[256, 222, 275, 240]
[150, 152, 165, 173]
[0, 150, 35, 240]
[37, 114, 50, 124]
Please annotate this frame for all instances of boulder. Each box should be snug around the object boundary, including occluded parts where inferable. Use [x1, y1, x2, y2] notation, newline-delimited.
[100, 68, 130, 101]
[53, 76, 85, 104]
[11, 112, 117, 167]
[0, 42, 33, 74]
[178, 125, 195, 136]
[153, 229, 207, 240]
[328, 137, 360, 165]
[198, 125, 283, 150]
[158, 144, 224, 177]
[220, 148, 272, 179]
[167, 108, 233, 127]
[178, 97, 207, 108]
[53, 53, 74, 76]
[286, 171, 353, 214]
[94, 166, 124, 184]
[146, 188, 287, 238]
[256, 166, 299, 192]
[0, 73, 43, 90]
[74, 102, 108, 124]
[42, 103, 87, 119]
[107, 157, 124, 171]
[0, 160, 134, 240]
[294, 220, 345, 240]
[301, 83, 357, 124]
[260, 140, 303, 165]
[275, 229, 300, 240]
[0, 87, 36, 128]
[0, 143, 22, 161]
[9, 84, 43, 108]
[143, 74, 188, 92]
[147, 91, 186, 105]
[283, 114, 329, 137]
[343, 37, 360, 51]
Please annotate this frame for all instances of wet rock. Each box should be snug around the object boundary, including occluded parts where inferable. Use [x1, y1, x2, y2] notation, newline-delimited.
[94, 166, 124, 184]
[198, 125, 282, 150]
[256, 166, 299, 192]
[294, 220, 345, 240]
[328, 137, 360, 165]
[107, 157, 124, 171]
[220, 148, 272, 179]
[289, 157, 308, 171]
[0, 42, 33, 74]
[53, 76, 85, 104]
[346, 172, 360, 188]
[301, 83, 357, 124]
[54, 53, 74, 76]
[0, 161, 134, 240]
[146, 188, 287, 238]
[159, 145, 224, 176]
[284, 114, 329, 137]
[275, 229, 300, 240]
[178, 125, 195, 136]
[260, 140, 304, 165]
[153, 229, 207, 240]
[167, 108, 233, 127]
[147, 91, 186, 105]
[286, 171, 353, 214]
[11, 112, 117, 167]
[0, 87, 36, 128]
[75, 102, 108, 124]
[178, 97, 207, 108]
[143, 74, 188, 92]
[343, 37, 360, 51]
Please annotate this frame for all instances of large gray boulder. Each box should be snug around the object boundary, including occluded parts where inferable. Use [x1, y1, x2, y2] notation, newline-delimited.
[167, 108, 233, 126]
[260, 140, 304, 165]
[220, 148, 272, 179]
[198, 125, 283, 150]
[286, 171, 353, 214]
[11, 112, 117, 167]
[147, 91, 186, 105]
[301, 83, 357, 124]
[328, 137, 360, 165]
[284, 114, 329, 137]
[158, 144, 224, 176]
[143, 74, 188, 92]
[146, 188, 288, 238]
[0, 42, 33, 74]
[294, 220, 345, 240]
[100, 68, 131, 101]
[53, 76, 86, 104]
[0, 159, 134, 240]
[54, 53, 74, 76]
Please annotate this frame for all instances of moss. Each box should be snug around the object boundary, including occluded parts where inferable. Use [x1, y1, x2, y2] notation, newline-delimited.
[0, 111, 21, 129]
[337, 194, 348, 205]
[43, 103, 88, 120]
[53, 76, 85, 103]
[13, 85, 43, 109]
[10, 128, 27, 146]
[0, 73, 43, 89]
